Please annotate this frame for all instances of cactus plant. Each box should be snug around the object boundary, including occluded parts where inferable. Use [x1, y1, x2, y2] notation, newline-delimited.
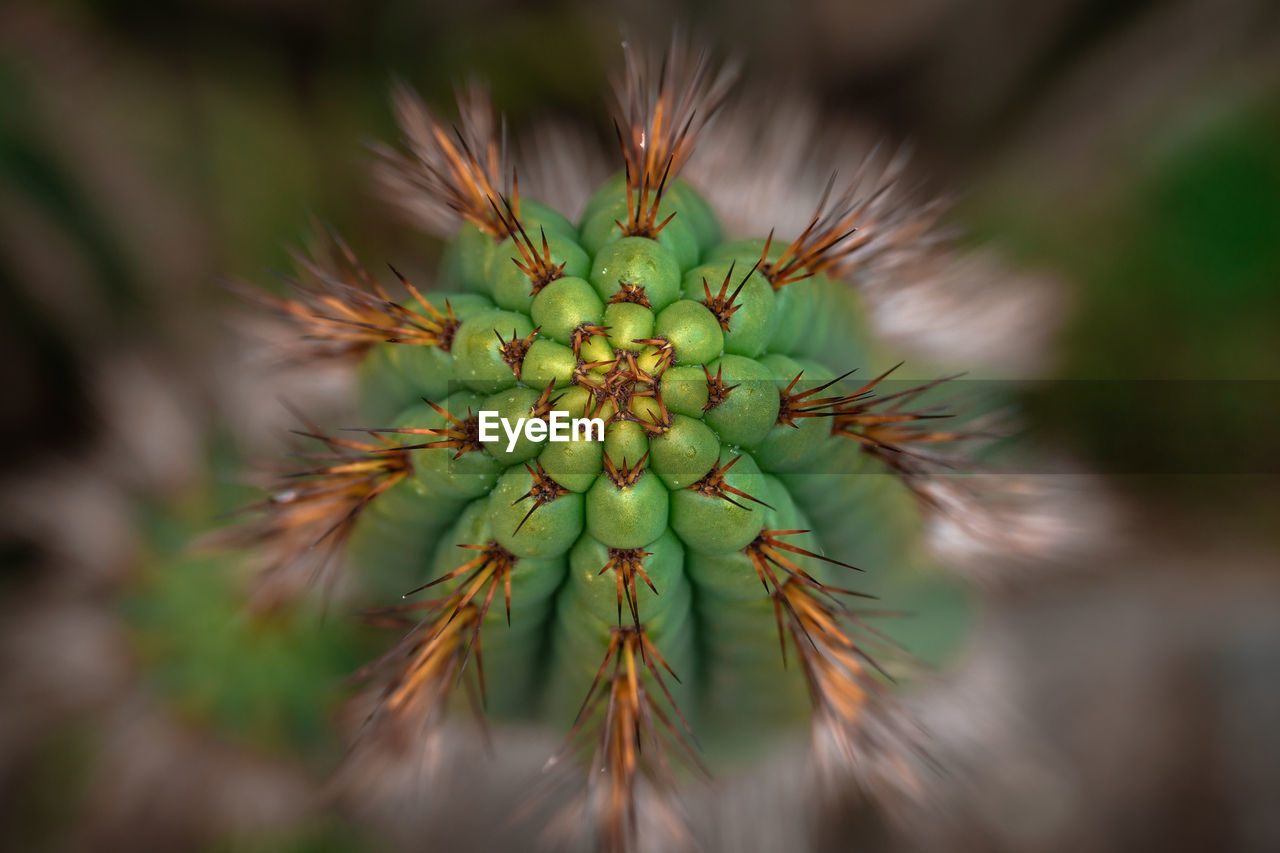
[239, 38, 975, 851]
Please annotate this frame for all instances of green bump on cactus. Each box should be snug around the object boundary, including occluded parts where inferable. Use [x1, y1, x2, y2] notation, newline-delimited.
[649, 413, 720, 489]
[702, 354, 782, 447]
[670, 452, 770, 553]
[488, 462, 583, 558]
[396, 396, 501, 499]
[589, 236, 683, 309]
[491, 231, 590, 313]
[451, 308, 533, 392]
[602, 300, 654, 351]
[655, 299, 723, 365]
[686, 258, 776, 358]
[530, 276, 603, 344]
[240, 36, 980, 853]
[585, 452, 669, 549]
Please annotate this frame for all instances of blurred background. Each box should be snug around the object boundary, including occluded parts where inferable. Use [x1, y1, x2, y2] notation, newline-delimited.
[1, 0, 1278, 850]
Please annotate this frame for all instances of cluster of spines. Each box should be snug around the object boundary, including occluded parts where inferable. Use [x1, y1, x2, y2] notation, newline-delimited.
[379, 82, 515, 239]
[235, 35, 971, 853]
[700, 259, 757, 331]
[571, 343, 672, 431]
[232, 229, 462, 362]
[558, 626, 703, 853]
[225, 415, 413, 605]
[612, 37, 736, 241]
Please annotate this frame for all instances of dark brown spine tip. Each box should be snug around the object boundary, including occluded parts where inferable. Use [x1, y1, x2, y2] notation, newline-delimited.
[631, 336, 674, 375]
[570, 323, 611, 358]
[513, 461, 569, 534]
[688, 455, 772, 510]
[491, 196, 567, 294]
[702, 364, 736, 412]
[701, 258, 762, 332]
[776, 368, 864, 428]
[607, 281, 652, 308]
[633, 396, 673, 438]
[529, 379, 565, 421]
[603, 450, 649, 489]
[830, 369, 968, 477]
[599, 547, 658, 628]
[378, 399, 485, 458]
[742, 529, 867, 619]
[496, 327, 539, 380]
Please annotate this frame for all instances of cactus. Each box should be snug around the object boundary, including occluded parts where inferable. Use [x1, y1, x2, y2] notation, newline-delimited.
[239, 38, 975, 851]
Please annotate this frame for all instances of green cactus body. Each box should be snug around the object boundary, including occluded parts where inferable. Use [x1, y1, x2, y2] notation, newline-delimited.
[241, 42, 977, 851]
[338, 171, 969, 752]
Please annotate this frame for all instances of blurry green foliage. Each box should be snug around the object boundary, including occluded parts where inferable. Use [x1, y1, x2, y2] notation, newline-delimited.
[206, 821, 375, 853]
[2, 725, 98, 851]
[969, 94, 1279, 380]
[1080, 99, 1280, 380]
[963, 91, 1280, 534]
[123, 485, 378, 763]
